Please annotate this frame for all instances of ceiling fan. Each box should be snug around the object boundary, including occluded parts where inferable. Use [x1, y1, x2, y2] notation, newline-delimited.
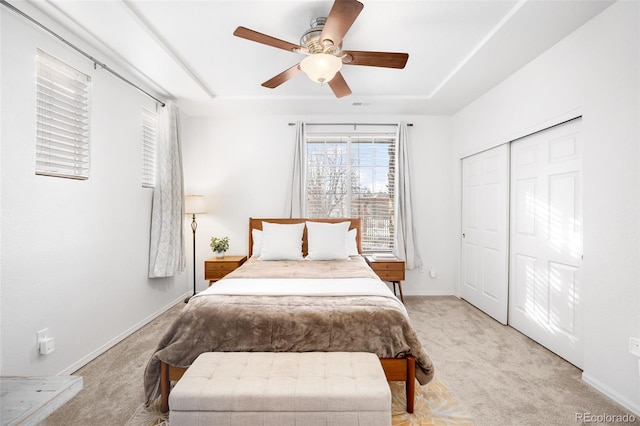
[233, 0, 409, 98]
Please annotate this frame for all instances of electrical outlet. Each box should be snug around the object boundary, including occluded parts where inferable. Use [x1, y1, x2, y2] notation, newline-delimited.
[37, 328, 48, 345]
[629, 337, 640, 357]
[39, 337, 55, 355]
[36, 329, 55, 355]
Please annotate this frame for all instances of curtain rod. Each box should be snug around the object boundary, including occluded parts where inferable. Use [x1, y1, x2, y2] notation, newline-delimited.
[1, 0, 166, 107]
[288, 122, 413, 126]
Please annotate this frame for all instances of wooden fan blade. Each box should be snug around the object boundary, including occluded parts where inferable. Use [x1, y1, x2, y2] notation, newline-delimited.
[262, 64, 302, 89]
[328, 72, 352, 98]
[234, 26, 302, 52]
[320, 0, 364, 48]
[342, 51, 409, 69]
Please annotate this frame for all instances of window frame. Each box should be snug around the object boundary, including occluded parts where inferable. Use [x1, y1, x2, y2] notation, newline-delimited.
[304, 128, 397, 253]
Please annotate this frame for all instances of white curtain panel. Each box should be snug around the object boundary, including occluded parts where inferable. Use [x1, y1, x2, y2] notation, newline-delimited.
[393, 122, 423, 270]
[148, 102, 186, 277]
[284, 121, 306, 218]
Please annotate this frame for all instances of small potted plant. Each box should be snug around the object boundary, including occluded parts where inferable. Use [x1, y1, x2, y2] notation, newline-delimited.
[210, 236, 229, 258]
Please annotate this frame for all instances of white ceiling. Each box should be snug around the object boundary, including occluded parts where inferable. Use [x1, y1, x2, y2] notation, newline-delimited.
[23, 0, 615, 116]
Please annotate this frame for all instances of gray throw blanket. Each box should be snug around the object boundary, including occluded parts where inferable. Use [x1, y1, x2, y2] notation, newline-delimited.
[144, 256, 434, 402]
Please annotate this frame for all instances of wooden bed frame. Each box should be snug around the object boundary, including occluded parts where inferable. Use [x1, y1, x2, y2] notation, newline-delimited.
[159, 217, 416, 413]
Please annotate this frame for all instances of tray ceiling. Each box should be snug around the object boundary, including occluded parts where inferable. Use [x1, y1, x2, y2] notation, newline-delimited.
[20, 0, 615, 116]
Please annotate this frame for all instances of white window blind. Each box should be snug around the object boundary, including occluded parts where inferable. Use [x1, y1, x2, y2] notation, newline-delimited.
[306, 133, 396, 252]
[141, 108, 157, 188]
[36, 49, 91, 180]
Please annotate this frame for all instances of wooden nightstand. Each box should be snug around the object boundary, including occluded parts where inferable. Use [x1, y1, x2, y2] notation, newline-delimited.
[365, 256, 406, 302]
[204, 255, 247, 285]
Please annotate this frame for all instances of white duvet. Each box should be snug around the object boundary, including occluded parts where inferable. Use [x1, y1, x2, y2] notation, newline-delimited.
[194, 277, 407, 315]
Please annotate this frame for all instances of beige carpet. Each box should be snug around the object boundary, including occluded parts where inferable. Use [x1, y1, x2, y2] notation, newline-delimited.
[43, 296, 637, 426]
[125, 378, 474, 426]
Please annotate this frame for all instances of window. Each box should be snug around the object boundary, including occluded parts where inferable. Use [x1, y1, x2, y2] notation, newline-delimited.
[141, 108, 157, 188]
[36, 49, 91, 180]
[306, 132, 396, 252]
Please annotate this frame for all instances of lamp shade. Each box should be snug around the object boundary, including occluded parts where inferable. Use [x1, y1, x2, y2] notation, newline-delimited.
[185, 195, 206, 214]
[300, 54, 343, 84]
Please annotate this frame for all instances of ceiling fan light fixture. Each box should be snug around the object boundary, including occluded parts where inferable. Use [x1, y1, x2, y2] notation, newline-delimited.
[300, 53, 342, 84]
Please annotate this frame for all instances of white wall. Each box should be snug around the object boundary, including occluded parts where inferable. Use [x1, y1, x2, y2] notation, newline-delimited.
[452, 0, 640, 413]
[0, 6, 187, 376]
[180, 114, 455, 296]
[5, 1, 634, 412]
[0, 1, 457, 380]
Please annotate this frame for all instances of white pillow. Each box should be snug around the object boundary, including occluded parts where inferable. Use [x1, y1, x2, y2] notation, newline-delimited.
[347, 228, 359, 256]
[251, 229, 262, 257]
[259, 222, 304, 260]
[306, 221, 350, 260]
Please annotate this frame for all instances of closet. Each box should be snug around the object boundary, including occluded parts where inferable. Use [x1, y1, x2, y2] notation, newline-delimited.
[461, 117, 583, 368]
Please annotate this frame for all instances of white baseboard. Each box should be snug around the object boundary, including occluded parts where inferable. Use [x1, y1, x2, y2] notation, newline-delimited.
[403, 291, 457, 296]
[57, 293, 189, 375]
[582, 372, 640, 416]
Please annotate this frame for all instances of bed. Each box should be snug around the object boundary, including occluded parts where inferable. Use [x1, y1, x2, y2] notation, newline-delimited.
[144, 218, 434, 413]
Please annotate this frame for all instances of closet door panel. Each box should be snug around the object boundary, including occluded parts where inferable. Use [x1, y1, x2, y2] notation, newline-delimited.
[461, 144, 509, 324]
[509, 118, 583, 368]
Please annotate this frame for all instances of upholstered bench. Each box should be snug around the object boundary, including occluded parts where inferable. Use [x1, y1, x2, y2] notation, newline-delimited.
[169, 351, 392, 426]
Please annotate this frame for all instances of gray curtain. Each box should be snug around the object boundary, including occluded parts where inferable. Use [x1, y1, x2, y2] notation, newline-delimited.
[393, 122, 423, 270]
[148, 102, 186, 277]
[285, 121, 306, 218]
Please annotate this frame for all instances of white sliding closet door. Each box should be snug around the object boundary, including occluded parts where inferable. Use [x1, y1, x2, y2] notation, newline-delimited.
[509, 118, 583, 368]
[461, 144, 510, 324]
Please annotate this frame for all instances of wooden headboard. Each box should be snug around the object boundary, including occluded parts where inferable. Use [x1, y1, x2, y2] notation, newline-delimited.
[248, 218, 362, 257]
